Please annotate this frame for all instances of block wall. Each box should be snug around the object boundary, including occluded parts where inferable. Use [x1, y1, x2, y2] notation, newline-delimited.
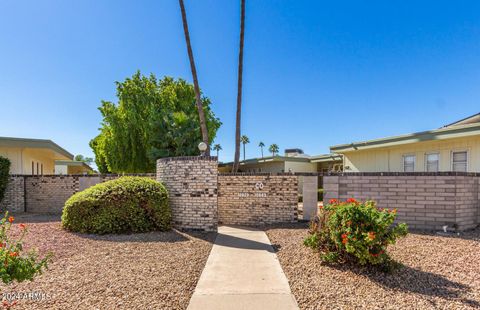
[0, 174, 155, 214]
[217, 174, 298, 226]
[323, 173, 480, 231]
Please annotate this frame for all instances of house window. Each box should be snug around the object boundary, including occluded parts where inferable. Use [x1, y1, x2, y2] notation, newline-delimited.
[403, 155, 415, 172]
[452, 151, 468, 172]
[425, 153, 439, 172]
[36, 162, 39, 175]
[31, 161, 34, 175]
[41, 164, 43, 175]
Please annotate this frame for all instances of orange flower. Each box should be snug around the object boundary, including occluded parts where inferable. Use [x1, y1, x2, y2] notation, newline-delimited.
[329, 199, 338, 205]
[8, 216, 14, 223]
[341, 233, 348, 244]
[368, 231, 376, 240]
[19, 223, 26, 229]
[346, 198, 357, 204]
[9, 252, 18, 257]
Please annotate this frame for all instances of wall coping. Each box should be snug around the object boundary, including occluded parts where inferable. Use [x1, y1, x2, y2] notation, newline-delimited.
[157, 156, 218, 162]
[219, 172, 297, 176]
[8, 173, 155, 178]
[323, 172, 480, 177]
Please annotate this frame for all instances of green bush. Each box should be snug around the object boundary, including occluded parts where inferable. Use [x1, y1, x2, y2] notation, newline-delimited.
[0, 156, 11, 203]
[304, 198, 408, 270]
[62, 177, 171, 234]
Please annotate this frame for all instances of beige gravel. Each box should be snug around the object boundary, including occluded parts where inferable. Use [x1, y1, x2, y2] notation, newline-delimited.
[0, 214, 215, 310]
[266, 223, 480, 310]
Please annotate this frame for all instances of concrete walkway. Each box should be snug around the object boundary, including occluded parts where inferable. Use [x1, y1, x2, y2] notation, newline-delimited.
[187, 226, 299, 310]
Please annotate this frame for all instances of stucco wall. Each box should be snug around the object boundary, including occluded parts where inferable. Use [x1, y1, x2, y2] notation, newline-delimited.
[342, 135, 480, 172]
[0, 147, 57, 174]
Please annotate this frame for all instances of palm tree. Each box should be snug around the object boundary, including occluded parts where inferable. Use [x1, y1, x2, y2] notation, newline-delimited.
[258, 141, 265, 158]
[213, 144, 222, 158]
[240, 135, 249, 161]
[232, 0, 246, 172]
[178, 0, 210, 155]
[269, 144, 279, 157]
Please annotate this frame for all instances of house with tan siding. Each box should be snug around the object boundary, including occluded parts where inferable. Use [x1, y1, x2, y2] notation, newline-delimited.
[0, 136, 75, 174]
[330, 113, 480, 173]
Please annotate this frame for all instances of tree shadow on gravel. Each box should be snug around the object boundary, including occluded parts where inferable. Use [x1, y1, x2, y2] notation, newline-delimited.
[331, 263, 479, 308]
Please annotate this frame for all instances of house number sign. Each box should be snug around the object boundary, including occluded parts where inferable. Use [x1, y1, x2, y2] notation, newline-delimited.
[238, 182, 267, 198]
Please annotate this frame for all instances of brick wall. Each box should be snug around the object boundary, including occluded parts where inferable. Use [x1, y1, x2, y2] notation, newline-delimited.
[218, 173, 298, 226]
[156, 156, 218, 232]
[0, 176, 25, 213]
[324, 173, 480, 231]
[0, 174, 155, 214]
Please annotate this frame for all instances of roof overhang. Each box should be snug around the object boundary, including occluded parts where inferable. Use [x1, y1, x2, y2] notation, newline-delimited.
[330, 123, 480, 153]
[219, 155, 311, 167]
[54, 160, 93, 171]
[0, 137, 74, 160]
[309, 154, 343, 163]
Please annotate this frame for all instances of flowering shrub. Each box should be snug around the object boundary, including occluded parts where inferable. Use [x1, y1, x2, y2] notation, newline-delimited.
[304, 198, 408, 269]
[0, 213, 51, 284]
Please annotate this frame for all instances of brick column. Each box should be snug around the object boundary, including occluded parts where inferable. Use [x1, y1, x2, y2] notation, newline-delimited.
[156, 156, 218, 232]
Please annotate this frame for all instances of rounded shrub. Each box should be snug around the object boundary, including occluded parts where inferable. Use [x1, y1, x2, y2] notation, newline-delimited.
[62, 177, 171, 234]
[304, 198, 408, 270]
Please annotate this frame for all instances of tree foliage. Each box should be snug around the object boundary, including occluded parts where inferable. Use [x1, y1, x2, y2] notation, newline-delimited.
[0, 157, 10, 204]
[90, 72, 221, 173]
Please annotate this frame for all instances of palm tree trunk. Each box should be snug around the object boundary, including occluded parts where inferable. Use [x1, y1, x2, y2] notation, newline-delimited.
[243, 143, 245, 161]
[179, 0, 210, 155]
[261, 147, 263, 158]
[232, 0, 246, 172]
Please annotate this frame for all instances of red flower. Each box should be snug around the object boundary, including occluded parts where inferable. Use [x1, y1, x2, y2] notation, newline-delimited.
[329, 199, 338, 205]
[341, 233, 348, 244]
[8, 216, 14, 223]
[19, 223, 26, 229]
[9, 252, 18, 257]
[346, 198, 357, 204]
[341, 233, 348, 239]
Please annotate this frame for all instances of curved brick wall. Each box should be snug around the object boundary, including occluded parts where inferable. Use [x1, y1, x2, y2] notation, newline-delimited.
[156, 156, 218, 231]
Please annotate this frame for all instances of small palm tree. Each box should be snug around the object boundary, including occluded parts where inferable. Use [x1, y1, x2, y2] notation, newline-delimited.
[240, 135, 250, 161]
[269, 144, 279, 157]
[213, 144, 222, 157]
[258, 141, 265, 158]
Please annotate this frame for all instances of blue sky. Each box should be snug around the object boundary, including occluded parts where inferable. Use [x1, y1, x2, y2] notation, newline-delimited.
[1, 0, 479, 163]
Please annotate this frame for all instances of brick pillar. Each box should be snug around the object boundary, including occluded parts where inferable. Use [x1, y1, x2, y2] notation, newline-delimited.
[156, 156, 218, 232]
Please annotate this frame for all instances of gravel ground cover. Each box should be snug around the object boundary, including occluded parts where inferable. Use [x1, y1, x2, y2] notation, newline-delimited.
[0, 214, 215, 310]
[266, 223, 480, 310]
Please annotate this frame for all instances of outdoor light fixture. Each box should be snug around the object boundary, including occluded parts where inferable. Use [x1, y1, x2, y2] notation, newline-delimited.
[198, 142, 208, 156]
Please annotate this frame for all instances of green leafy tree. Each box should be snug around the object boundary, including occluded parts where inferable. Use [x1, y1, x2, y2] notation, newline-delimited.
[90, 72, 221, 173]
[74, 155, 93, 165]
[213, 144, 222, 158]
[258, 141, 265, 158]
[240, 135, 249, 161]
[269, 144, 279, 157]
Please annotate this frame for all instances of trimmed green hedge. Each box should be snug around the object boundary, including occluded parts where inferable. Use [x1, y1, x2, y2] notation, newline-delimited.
[0, 156, 11, 203]
[62, 176, 171, 234]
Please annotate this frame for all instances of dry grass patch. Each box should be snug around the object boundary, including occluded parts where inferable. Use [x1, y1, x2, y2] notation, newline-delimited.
[0, 214, 215, 310]
[266, 223, 480, 310]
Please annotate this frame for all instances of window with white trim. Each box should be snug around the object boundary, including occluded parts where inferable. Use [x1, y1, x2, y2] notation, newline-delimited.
[425, 153, 439, 172]
[403, 154, 415, 172]
[452, 151, 467, 172]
